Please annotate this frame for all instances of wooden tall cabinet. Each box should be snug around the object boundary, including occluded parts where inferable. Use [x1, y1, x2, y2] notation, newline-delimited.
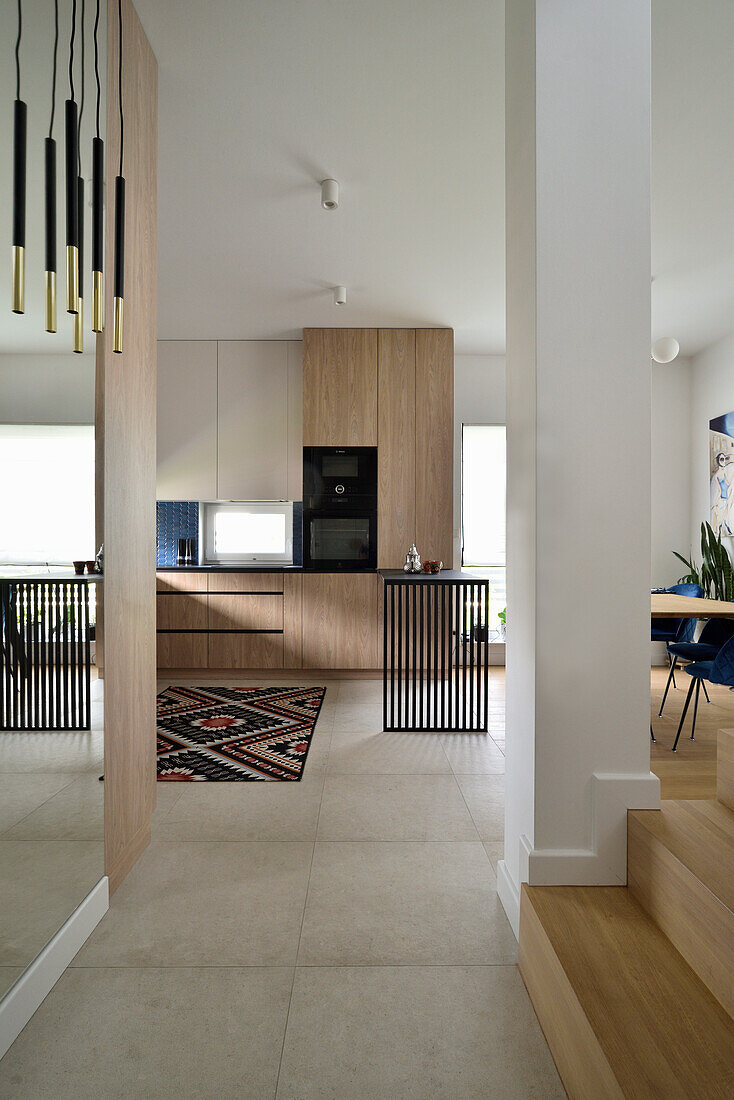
[302, 329, 378, 446]
[415, 329, 454, 565]
[378, 329, 416, 567]
[157, 341, 218, 500]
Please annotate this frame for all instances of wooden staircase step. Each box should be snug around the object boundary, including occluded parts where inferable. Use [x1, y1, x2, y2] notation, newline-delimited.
[627, 800, 734, 1017]
[519, 884, 734, 1100]
[718, 728, 734, 811]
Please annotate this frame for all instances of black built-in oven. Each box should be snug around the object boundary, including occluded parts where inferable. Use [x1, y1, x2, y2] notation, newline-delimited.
[303, 446, 377, 570]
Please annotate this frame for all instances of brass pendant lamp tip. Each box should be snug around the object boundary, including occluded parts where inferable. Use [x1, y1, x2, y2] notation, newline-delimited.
[92, 271, 104, 333]
[66, 244, 79, 314]
[73, 298, 84, 354]
[45, 270, 57, 333]
[113, 296, 123, 354]
[11, 244, 25, 314]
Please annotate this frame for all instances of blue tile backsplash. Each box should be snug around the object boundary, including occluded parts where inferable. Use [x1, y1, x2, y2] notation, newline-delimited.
[156, 501, 303, 567]
[156, 502, 199, 566]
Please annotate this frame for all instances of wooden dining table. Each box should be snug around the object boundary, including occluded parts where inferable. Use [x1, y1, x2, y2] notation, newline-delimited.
[651, 593, 734, 619]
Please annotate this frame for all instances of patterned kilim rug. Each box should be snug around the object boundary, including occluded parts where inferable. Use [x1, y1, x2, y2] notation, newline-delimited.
[156, 685, 326, 781]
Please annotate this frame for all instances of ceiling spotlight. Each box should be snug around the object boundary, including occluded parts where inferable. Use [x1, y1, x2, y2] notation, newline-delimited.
[651, 337, 680, 364]
[334, 285, 347, 306]
[321, 179, 339, 210]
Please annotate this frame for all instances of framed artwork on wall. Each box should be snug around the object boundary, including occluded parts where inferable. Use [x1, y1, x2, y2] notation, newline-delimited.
[709, 412, 734, 536]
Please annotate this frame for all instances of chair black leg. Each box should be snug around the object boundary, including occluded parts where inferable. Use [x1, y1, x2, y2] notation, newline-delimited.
[650, 723, 655, 743]
[702, 680, 710, 704]
[672, 678, 696, 752]
[690, 678, 702, 741]
[659, 656, 677, 717]
[670, 652, 677, 689]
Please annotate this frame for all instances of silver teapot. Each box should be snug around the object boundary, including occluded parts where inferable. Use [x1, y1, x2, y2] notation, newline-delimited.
[403, 543, 422, 573]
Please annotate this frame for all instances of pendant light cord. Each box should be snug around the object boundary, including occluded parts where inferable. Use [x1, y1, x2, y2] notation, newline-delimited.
[14, 0, 22, 100]
[69, 0, 76, 100]
[49, 0, 59, 137]
[78, 0, 85, 173]
[94, 0, 101, 139]
[118, 0, 124, 176]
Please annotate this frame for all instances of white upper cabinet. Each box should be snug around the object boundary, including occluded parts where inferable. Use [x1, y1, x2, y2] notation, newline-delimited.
[157, 341, 218, 500]
[217, 341, 288, 500]
[157, 340, 302, 502]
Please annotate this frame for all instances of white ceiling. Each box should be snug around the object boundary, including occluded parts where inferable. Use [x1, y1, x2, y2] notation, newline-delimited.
[133, 0, 505, 354]
[4, 2, 734, 359]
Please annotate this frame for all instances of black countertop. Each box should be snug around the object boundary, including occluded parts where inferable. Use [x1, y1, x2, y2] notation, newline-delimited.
[0, 569, 103, 583]
[156, 564, 376, 574]
[378, 569, 478, 582]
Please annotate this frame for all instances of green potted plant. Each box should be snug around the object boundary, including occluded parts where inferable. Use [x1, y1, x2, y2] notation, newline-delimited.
[498, 607, 506, 641]
[674, 522, 734, 601]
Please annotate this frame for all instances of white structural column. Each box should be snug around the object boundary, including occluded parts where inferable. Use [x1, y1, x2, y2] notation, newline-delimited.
[500, 0, 659, 936]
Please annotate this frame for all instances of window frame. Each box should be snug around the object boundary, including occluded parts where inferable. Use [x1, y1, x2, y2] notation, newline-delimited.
[199, 501, 294, 565]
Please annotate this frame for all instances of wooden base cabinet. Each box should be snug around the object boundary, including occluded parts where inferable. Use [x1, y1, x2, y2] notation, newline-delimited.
[301, 573, 382, 669]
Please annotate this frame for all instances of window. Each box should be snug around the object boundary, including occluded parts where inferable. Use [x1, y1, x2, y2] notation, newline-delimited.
[200, 501, 293, 564]
[0, 425, 95, 565]
[462, 425, 506, 636]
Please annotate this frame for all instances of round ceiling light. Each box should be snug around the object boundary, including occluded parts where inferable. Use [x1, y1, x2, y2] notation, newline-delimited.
[651, 337, 680, 364]
[321, 179, 339, 210]
[334, 285, 347, 306]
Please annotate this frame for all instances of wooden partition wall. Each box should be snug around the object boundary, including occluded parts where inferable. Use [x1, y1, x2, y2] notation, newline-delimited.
[101, 0, 158, 893]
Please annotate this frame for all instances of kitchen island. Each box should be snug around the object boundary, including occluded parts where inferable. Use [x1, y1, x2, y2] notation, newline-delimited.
[379, 570, 490, 732]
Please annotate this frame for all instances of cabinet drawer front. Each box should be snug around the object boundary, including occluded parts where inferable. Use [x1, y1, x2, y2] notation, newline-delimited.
[208, 593, 283, 631]
[157, 633, 208, 668]
[208, 633, 284, 669]
[207, 573, 285, 594]
[156, 571, 207, 593]
[157, 593, 208, 630]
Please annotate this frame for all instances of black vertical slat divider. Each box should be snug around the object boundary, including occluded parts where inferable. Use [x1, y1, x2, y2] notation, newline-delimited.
[383, 582, 388, 731]
[84, 585, 91, 728]
[4, 586, 11, 728]
[425, 583, 432, 729]
[454, 583, 461, 729]
[40, 583, 47, 729]
[52, 584, 59, 727]
[17, 586, 25, 729]
[32, 584, 39, 727]
[418, 583, 423, 729]
[70, 584, 77, 729]
[483, 581, 490, 732]
[461, 583, 467, 730]
[389, 583, 395, 730]
[411, 584, 417, 730]
[63, 584, 70, 727]
[446, 585, 453, 731]
[468, 583, 474, 730]
[396, 583, 402, 730]
[77, 584, 84, 727]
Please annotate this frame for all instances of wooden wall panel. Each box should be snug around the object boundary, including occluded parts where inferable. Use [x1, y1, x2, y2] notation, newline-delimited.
[378, 329, 416, 567]
[302, 329, 378, 446]
[103, 0, 158, 894]
[301, 573, 381, 669]
[415, 329, 454, 565]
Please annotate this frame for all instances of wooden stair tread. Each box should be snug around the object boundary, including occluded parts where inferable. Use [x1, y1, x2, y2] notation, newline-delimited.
[521, 885, 734, 1099]
[629, 800, 734, 914]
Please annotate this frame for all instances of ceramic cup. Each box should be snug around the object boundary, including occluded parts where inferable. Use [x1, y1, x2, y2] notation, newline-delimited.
[73, 561, 86, 575]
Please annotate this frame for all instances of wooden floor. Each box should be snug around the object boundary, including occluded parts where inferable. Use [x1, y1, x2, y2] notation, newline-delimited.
[649, 664, 734, 798]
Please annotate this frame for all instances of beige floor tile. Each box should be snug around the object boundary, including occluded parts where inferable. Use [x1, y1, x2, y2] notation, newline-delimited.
[317, 774, 478, 841]
[72, 841, 313, 967]
[4, 775, 103, 841]
[325, 731, 451, 773]
[155, 774, 325, 841]
[483, 840, 504, 872]
[0, 968, 23, 999]
[0, 841, 104, 966]
[440, 733, 506, 774]
[276, 965, 563, 1100]
[0, 966, 294, 1099]
[298, 841, 517, 965]
[0, 774, 76, 834]
[0, 729, 104, 774]
[455, 774, 505, 840]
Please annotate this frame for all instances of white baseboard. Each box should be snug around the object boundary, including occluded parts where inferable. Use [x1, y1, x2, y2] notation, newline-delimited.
[0, 876, 109, 1060]
[497, 858, 521, 939]
[498, 771, 661, 929]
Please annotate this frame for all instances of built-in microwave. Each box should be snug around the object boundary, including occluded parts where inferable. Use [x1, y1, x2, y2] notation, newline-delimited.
[303, 447, 377, 570]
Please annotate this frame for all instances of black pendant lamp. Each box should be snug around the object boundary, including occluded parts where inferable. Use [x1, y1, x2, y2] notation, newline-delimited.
[12, 0, 27, 315]
[45, 0, 59, 332]
[113, 0, 125, 354]
[65, 0, 79, 314]
[91, 0, 104, 333]
[74, 0, 86, 353]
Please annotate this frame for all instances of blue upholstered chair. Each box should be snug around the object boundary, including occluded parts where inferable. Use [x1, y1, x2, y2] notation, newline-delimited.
[672, 634, 734, 751]
[650, 582, 703, 645]
[659, 616, 734, 716]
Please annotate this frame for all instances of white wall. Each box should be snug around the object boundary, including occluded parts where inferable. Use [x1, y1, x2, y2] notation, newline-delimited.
[453, 354, 506, 567]
[689, 334, 734, 554]
[651, 357, 692, 585]
[0, 353, 95, 424]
